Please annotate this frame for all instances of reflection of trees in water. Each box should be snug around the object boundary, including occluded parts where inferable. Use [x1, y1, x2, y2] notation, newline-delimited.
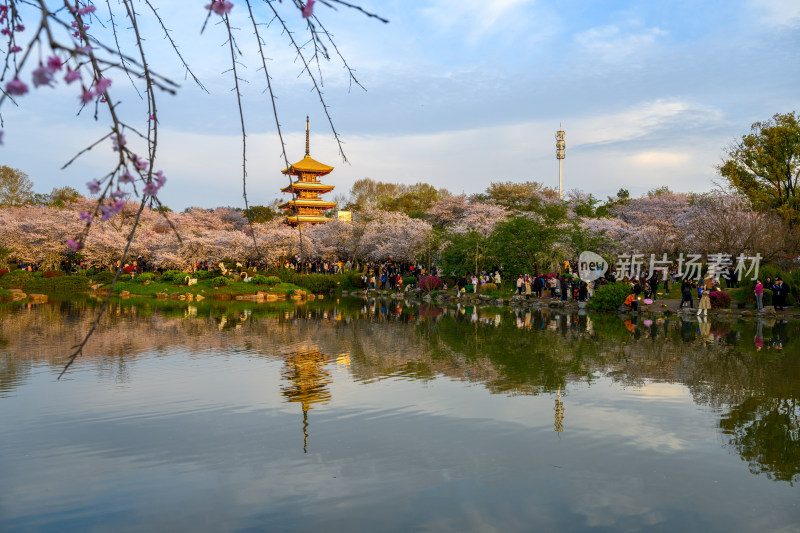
[720, 397, 800, 485]
[1, 298, 799, 483]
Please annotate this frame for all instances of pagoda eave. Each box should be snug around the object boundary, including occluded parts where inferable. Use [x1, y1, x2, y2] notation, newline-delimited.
[284, 215, 331, 225]
[278, 200, 337, 209]
[281, 183, 335, 193]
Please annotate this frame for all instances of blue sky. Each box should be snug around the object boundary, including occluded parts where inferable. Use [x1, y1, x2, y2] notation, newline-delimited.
[2, 0, 799, 210]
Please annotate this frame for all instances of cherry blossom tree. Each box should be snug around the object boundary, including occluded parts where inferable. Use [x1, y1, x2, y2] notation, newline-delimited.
[359, 209, 432, 261]
[426, 195, 508, 237]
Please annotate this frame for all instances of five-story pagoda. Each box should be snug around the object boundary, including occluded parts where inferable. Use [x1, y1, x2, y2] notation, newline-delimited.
[278, 118, 337, 226]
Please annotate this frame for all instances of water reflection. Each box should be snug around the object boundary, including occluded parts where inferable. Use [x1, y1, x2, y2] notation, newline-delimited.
[280, 347, 332, 453]
[1, 296, 799, 488]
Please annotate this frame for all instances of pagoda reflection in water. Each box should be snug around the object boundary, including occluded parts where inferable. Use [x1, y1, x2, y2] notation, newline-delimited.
[279, 345, 334, 453]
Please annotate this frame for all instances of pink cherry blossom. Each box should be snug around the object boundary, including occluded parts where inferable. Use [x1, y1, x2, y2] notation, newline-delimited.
[302, 0, 315, 18]
[47, 56, 62, 71]
[111, 188, 127, 200]
[76, 45, 92, 55]
[5, 78, 28, 96]
[99, 205, 115, 221]
[135, 156, 148, 170]
[112, 134, 126, 152]
[206, 1, 233, 16]
[78, 6, 97, 15]
[87, 179, 101, 195]
[94, 77, 112, 94]
[66, 239, 83, 251]
[80, 89, 95, 103]
[32, 65, 56, 88]
[143, 182, 159, 196]
[9, 45, 22, 53]
[65, 68, 81, 84]
[15, 24, 24, 32]
[154, 170, 166, 187]
[118, 171, 134, 185]
[79, 212, 93, 222]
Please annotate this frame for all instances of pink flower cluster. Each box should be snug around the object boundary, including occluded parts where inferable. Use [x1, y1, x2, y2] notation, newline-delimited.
[32, 57, 62, 88]
[302, 0, 316, 19]
[143, 171, 167, 196]
[0, 5, 23, 34]
[5, 55, 83, 97]
[112, 134, 127, 152]
[100, 200, 126, 221]
[206, 1, 234, 16]
[69, 3, 97, 16]
[81, 77, 112, 104]
[71, 20, 90, 38]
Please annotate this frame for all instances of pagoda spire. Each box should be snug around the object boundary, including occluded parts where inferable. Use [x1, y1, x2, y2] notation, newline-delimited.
[305, 115, 310, 156]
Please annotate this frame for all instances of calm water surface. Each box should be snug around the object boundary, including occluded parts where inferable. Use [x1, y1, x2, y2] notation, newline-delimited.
[1, 297, 798, 532]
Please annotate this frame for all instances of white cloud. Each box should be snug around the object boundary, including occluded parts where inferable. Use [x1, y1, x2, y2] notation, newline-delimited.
[748, 0, 800, 28]
[421, 0, 537, 41]
[573, 99, 724, 146]
[575, 23, 666, 65]
[630, 151, 690, 167]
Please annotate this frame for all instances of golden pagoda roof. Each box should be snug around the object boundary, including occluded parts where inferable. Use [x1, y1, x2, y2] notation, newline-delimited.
[278, 199, 337, 209]
[281, 182, 335, 193]
[282, 155, 334, 175]
[284, 215, 332, 224]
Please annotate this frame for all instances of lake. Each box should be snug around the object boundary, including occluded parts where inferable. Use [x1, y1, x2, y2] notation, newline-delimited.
[1, 297, 798, 532]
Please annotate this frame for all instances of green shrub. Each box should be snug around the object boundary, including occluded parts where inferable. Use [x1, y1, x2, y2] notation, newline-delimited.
[195, 270, 213, 280]
[24, 276, 90, 293]
[161, 270, 189, 282]
[265, 275, 282, 286]
[0, 270, 30, 289]
[464, 284, 474, 293]
[731, 287, 773, 305]
[588, 282, 632, 312]
[403, 276, 418, 288]
[136, 272, 156, 283]
[347, 272, 365, 289]
[210, 276, 229, 287]
[43, 270, 64, 278]
[480, 282, 498, 293]
[296, 274, 338, 293]
[250, 274, 269, 284]
[270, 268, 300, 285]
[92, 271, 118, 284]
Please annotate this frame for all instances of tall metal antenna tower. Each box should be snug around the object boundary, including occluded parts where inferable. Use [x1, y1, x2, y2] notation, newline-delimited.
[556, 125, 566, 199]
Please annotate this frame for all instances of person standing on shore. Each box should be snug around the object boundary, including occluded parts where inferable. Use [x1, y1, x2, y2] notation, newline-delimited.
[697, 274, 713, 316]
[773, 277, 789, 310]
[754, 279, 764, 311]
[679, 278, 694, 308]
